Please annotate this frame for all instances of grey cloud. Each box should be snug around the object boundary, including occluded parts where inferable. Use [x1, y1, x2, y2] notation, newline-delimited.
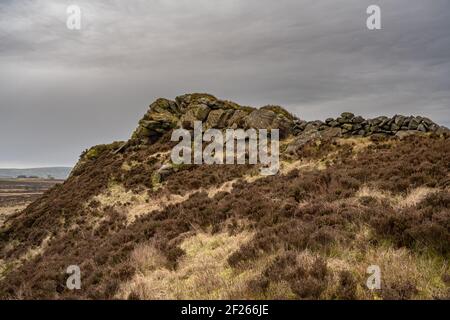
[0, 0, 449, 167]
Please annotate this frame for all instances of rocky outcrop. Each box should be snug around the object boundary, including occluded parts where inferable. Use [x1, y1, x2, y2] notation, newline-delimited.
[293, 112, 449, 138]
[131, 98, 180, 143]
[131, 93, 295, 142]
[130, 94, 449, 145]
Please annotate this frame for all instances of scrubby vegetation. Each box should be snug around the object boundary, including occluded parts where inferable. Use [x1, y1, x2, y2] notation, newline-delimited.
[0, 94, 448, 300]
[0, 134, 447, 300]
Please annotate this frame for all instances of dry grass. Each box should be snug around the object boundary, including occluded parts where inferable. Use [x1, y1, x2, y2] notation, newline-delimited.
[116, 231, 257, 299]
[0, 204, 28, 227]
[397, 187, 438, 208]
[206, 180, 235, 198]
[336, 137, 373, 153]
[280, 159, 325, 175]
[325, 228, 448, 300]
[355, 185, 439, 209]
[126, 193, 191, 224]
[91, 183, 149, 208]
[0, 234, 52, 282]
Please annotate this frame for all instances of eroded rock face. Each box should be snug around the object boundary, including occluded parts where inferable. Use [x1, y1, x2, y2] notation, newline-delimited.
[130, 93, 449, 146]
[181, 104, 210, 129]
[132, 98, 180, 142]
[245, 108, 294, 138]
[131, 93, 294, 142]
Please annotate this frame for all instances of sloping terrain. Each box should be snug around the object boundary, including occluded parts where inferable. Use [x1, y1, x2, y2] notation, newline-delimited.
[0, 93, 449, 300]
[0, 178, 64, 228]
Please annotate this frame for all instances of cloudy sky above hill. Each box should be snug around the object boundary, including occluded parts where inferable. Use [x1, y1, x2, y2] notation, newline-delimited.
[1, 0, 449, 167]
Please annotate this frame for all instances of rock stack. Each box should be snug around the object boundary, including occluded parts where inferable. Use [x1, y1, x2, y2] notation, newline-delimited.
[130, 93, 449, 145]
[131, 93, 296, 143]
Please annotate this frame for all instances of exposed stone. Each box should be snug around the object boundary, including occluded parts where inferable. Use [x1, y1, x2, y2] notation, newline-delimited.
[342, 124, 353, 132]
[417, 124, 427, 132]
[132, 98, 180, 141]
[341, 112, 355, 120]
[285, 131, 321, 154]
[336, 117, 348, 124]
[408, 118, 420, 130]
[428, 123, 439, 132]
[131, 93, 446, 146]
[206, 109, 233, 129]
[422, 117, 433, 126]
[180, 104, 210, 129]
[394, 115, 406, 127]
[352, 116, 364, 124]
[304, 123, 320, 132]
[329, 120, 340, 127]
[245, 108, 293, 138]
[372, 116, 388, 126]
[246, 109, 276, 129]
[391, 123, 400, 131]
[227, 109, 249, 128]
[356, 130, 366, 136]
[175, 93, 217, 112]
[260, 105, 294, 120]
[321, 127, 342, 139]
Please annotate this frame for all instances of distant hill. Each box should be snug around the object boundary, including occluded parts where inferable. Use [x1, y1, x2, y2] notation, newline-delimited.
[0, 167, 72, 180]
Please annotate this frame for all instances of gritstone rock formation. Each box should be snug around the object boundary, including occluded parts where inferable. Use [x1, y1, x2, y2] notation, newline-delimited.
[128, 93, 449, 150]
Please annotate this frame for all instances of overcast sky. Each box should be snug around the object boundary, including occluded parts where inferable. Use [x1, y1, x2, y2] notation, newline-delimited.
[1, 0, 449, 168]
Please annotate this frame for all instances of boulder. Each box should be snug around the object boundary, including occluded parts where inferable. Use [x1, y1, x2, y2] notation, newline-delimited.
[428, 123, 439, 132]
[321, 127, 342, 139]
[342, 124, 353, 132]
[227, 109, 250, 128]
[206, 109, 234, 129]
[422, 117, 433, 126]
[352, 116, 364, 124]
[329, 120, 340, 127]
[180, 104, 210, 129]
[175, 93, 218, 112]
[417, 124, 427, 132]
[394, 115, 406, 127]
[372, 116, 388, 126]
[391, 123, 400, 131]
[245, 108, 293, 138]
[408, 117, 420, 130]
[341, 112, 355, 120]
[132, 99, 179, 141]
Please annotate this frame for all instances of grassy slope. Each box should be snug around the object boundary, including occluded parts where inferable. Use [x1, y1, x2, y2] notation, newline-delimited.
[0, 133, 449, 299]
